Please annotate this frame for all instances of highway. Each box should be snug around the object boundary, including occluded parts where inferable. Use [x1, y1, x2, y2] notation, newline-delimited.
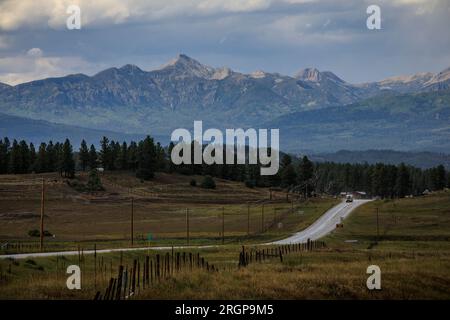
[0, 199, 371, 259]
[270, 199, 372, 245]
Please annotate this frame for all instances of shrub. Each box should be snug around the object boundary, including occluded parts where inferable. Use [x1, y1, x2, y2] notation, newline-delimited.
[27, 229, 40, 237]
[245, 180, 256, 188]
[67, 179, 86, 192]
[190, 179, 197, 187]
[28, 229, 53, 237]
[200, 176, 216, 189]
[86, 169, 104, 192]
[25, 259, 36, 265]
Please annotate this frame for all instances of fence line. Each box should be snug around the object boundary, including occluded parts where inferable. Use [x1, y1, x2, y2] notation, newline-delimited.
[238, 239, 326, 267]
[93, 249, 217, 300]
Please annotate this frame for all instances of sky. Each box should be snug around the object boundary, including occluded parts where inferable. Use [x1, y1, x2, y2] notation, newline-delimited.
[0, 0, 449, 85]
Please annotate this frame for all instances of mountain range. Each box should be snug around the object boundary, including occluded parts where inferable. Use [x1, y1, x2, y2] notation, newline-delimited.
[0, 54, 449, 153]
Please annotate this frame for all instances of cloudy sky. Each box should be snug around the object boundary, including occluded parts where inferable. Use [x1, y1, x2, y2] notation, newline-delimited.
[0, 0, 449, 85]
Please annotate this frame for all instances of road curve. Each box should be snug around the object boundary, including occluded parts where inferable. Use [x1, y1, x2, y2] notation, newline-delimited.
[0, 199, 371, 260]
[270, 199, 372, 245]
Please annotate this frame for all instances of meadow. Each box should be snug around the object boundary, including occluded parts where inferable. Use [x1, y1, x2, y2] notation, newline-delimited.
[1, 171, 449, 299]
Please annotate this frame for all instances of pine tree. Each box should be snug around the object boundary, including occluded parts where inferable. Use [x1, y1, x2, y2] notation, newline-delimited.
[433, 165, 447, 190]
[62, 139, 75, 178]
[168, 142, 176, 173]
[79, 140, 89, 171]
[136, 136, 156, 180]
[29, 143, 37, 172]
[155, 142, 166, 171]
[88, 144, 98, 169]
[298, 156, 313, 183]
[127, 141, 138, 171]
[87, 169, 104, 192]
[0, 138, 9, 174]
[298, 156, 314, 196]
[281, 154, 292, 168]
[35, 143, 47, 173]
[8, 140, 21, 174]
[18, 140, 30, 174]
[99, 137, 111, 170]
[116, 142, 128, 170]
[55, 142, 63, 176]
[281, 164, 297, 187]
[395, 163, 410, 198]
[109, 140, 120, 170]
[46, 141, 57, 172]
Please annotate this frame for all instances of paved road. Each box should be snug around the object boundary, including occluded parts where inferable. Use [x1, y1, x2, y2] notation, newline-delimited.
[0, 244, 219, 260]
[271, 199, 372, 245]
[0, 199, 371, 260]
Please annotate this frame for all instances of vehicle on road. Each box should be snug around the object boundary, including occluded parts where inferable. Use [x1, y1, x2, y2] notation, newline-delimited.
[346, 194, 353, 202]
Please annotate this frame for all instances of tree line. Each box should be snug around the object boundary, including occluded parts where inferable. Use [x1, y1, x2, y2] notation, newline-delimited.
[0, 136, 448, 197]
[0, 136, 165, 180]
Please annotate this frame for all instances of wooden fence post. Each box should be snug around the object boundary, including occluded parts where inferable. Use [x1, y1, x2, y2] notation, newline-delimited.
[132, 259, 137, 293]
[145, 256, 150, 286]
[115, 265, 123, 300]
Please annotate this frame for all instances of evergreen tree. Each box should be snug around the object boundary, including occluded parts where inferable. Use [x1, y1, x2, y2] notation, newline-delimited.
[433, 165, 447, 190]
[0, 138, 9, 174]
[18, 140, 30, 174]
[46, 141, 57, 172]
[35, 143, 48, 173]
[281, 154, 292, 168]
[136, 136, 156, 180]
[395, 163, 411, 197]
[8, 140, 21, 174]
[155, 142, 166, 171]
[168, 142, 176, 173]
[61, 139, 75, 178]
[79, 140, 89, 171]
[86, 169, 104, 192]
[298, 156, 314, 183]
[29, 143, 37, 172]
[298, 156, 314, 196]
[281, 164, 297, 187]
[109, 140, 120, 170]
[127, 141, 138, 171]
[372, 163, 388, 198]
[99, 136, 111, 170]
[88, 144, 98, 169]
[55, 142, 63, 176]
[116, 142, 128, 170]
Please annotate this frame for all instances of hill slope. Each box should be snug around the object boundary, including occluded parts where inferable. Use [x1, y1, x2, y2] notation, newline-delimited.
[0, 112, 147, 146]
[265, 90, 450, 152]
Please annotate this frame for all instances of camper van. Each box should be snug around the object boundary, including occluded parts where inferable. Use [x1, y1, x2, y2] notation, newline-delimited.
[346, 194, 353, 203]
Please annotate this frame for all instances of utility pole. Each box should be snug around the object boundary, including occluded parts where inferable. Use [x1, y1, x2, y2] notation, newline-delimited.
[186, 208, 190, 246]
[94, 243, 97, 290]
[261, 204, 265, 233]
[247, 203, 250, 236]
[131, 197, 134, 246]
[40, 178, 45, 252]
[222, 207, 225, 245]
[273, 207, 276, 224]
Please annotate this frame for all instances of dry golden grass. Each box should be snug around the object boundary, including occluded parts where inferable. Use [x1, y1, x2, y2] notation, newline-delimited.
[1, 172, 334, 251]
[2, 172, 449, 300]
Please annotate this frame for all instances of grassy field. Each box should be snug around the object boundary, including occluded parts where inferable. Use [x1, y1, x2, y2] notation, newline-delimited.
[0, 171, 337, 253]
[1, 171, 449, 299]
